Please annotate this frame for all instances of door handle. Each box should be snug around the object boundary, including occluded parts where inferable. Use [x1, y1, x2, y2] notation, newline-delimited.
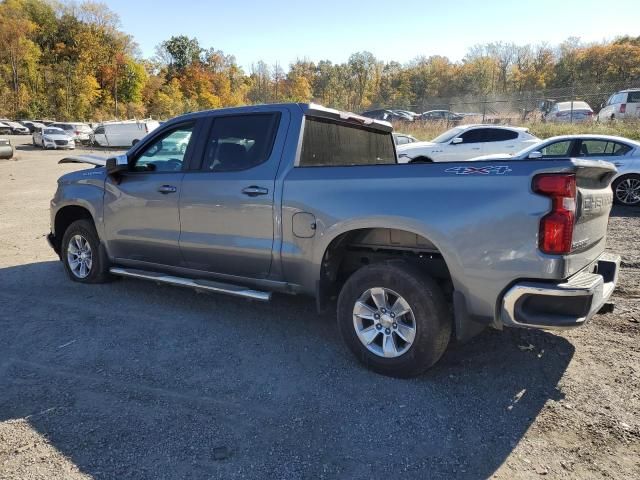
[471, 147, 480, 150]
[242, 186, 269, 197]
[613, 162, 623, 167]
[158, 185, 177, 194]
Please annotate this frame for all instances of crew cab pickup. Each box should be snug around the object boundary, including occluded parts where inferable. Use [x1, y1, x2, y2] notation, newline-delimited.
[48, 103, 620, 377]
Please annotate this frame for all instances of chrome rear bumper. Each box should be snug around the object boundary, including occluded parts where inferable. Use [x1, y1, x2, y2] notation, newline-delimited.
[501, 253, 620, 329]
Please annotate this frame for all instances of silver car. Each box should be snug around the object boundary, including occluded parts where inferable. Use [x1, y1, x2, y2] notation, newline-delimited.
[0, 138, 13, 159]
[472, 134, 640, 206]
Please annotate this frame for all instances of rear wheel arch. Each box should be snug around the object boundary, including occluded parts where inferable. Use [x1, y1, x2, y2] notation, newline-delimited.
[409, 156, 433, 164]
[317, 227, 452, 309]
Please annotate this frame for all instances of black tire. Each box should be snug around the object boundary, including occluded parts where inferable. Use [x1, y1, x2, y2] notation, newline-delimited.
[409, 157, 433, 164]
[61, 219, 112, 283]
[612, 174, 640, 206]
[337, 261, 451, 378]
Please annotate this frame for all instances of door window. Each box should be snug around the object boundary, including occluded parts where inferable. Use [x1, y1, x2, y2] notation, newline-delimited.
[485, 129, 519, 142]
[130, 124, 194, 172]
[94, 126, 105, 135]
[540, 140, 572, 157]
[460, 128, 492, 143]
[200, 114, 280, 172]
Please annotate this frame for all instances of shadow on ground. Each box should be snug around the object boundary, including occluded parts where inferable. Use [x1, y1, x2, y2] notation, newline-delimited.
[0, 261, 574, 479]
[610, 204, 640, 218]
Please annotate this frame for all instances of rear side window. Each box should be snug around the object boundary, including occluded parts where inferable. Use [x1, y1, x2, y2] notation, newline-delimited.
[299, 117, 395, 167]
[579, 140, 632, 157]
[94, 126, 105, 134]
[201, 114, 280, 172]
[627, 91, 640, 103]
[485, 129, 519, 142]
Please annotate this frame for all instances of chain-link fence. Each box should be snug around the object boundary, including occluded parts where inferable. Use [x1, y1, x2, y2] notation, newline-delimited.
[404, 79, 640, 123]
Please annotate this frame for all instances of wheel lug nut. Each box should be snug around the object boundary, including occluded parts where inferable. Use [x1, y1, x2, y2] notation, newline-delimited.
[374, 313, 380, 320]
[390, 312, 395, 318]
[381, 308, 386, 313]
[385, 328, 391, 334]
[376, 324, 382, 330]
[393, 323, 397, 329]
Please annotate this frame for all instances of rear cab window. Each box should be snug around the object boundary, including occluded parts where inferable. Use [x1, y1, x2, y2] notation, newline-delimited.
[627, 91, 640, 103]
[298, 117, 396, 167]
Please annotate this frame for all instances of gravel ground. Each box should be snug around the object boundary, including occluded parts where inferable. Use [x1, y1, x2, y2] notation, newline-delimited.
[1, 136, 638, 479]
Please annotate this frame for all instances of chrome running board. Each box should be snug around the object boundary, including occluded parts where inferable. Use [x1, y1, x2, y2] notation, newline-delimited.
[109, 267, 271, 302]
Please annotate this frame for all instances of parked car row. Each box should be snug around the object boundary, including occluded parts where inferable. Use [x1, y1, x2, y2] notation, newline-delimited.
[396, 123, 640, 206]
[0, 118, 162, 150]
[361, 109, 470, 123]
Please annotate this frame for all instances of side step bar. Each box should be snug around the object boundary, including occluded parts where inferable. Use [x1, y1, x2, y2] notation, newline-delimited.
[109, 267, 271, 302]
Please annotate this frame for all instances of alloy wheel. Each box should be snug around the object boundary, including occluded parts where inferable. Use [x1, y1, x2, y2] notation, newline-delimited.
[352, 287, 417, 358]
[66, 234, 93, 279]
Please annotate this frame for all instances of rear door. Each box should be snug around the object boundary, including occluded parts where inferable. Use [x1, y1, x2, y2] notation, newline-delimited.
[178, 110, 288, 278]
[484, 128, 521, 154]
[103, 121, 199, 265]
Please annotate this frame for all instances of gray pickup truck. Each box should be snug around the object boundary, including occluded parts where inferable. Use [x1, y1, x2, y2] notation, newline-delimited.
[48, 103, 620, 377]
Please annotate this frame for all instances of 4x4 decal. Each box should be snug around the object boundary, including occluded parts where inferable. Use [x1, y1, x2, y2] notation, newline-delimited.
[444, 165, 512, 175]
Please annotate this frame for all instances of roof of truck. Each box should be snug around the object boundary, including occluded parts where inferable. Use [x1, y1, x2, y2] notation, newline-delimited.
[166, 103, 394, 133]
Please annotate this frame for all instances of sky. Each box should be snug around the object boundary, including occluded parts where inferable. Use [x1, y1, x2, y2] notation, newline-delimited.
[103, 0, 640, 69]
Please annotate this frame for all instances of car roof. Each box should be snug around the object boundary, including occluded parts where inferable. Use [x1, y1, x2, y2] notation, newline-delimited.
[619, 88, 640, 93]
[455, 124, 529, 132]
[536, 134, 640, 146]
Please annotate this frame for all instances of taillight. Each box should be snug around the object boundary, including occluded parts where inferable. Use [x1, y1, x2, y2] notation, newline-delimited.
[75, 130, 80, 135]
[619, 104, 626, 114]
[533, 174, 576, 255]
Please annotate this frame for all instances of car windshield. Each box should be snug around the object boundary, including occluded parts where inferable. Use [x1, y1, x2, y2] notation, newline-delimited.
[44, 128, 64, 135]
[431, 127, 465, 143]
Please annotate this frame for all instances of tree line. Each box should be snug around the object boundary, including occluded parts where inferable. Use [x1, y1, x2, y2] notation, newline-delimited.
[1, 0, 640, 121]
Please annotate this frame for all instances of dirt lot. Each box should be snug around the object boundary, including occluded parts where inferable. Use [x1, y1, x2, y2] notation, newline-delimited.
[0, 136, 638, 479]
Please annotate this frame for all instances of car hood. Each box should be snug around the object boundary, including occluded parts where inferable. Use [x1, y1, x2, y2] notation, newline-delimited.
[396, 141, 437, 152]
[44, 134, 73, 141]
[59, 154, 107, 167]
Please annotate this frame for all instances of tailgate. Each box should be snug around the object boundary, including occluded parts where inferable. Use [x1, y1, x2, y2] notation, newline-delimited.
[566, 159, 617, 276]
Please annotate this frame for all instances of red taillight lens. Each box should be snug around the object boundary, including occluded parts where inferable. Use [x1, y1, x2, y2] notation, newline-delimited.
[75, 130, 80, 135]
[533, 174, 576, 255]
[619, 104, 626, 114]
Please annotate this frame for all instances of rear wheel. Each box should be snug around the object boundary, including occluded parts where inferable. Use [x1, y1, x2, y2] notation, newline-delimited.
[337, 261, 451, 378]
[61, 219, 112, 283]
[613, 174, 640, 206]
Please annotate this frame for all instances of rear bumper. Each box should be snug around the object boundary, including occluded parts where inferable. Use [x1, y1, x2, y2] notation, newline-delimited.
[501, 253, 620, 329]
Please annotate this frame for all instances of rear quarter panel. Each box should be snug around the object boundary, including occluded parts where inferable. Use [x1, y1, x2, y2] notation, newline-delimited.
[280, 160, 614, 323]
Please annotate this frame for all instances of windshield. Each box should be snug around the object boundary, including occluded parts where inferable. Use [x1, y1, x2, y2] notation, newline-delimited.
[44, 128, 64, 135]
[432, 127, 464, 143]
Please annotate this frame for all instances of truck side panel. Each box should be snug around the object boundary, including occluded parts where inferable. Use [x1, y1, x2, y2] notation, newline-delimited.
[280, 160, 611, 324]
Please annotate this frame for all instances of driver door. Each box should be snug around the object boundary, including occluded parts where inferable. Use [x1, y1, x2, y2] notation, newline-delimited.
[103, 122, 196, 266]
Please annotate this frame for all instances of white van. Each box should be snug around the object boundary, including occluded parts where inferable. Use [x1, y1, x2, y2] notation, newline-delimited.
[91, 120, 160, 147]
[598, 89, 640, 121]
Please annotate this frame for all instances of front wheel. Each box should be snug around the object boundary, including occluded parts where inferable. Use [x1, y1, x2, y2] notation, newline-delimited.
[337, 261, 451, 378]
[613, 174, 640, 206]
[61, 219, 112, 283]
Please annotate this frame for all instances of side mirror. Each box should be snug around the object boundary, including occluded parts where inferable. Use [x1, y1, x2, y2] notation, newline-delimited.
[106, 154, 129, 175]
[528, 151, 543, 159]
[451, 137, 463, 145]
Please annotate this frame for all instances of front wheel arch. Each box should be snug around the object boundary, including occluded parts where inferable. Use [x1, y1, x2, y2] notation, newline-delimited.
[409, 156, 433, 164]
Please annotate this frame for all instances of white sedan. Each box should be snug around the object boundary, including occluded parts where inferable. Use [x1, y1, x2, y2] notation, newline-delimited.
[396, 125, 539, 163]
[472, 134, 640, 206]
[32, 127, 75, 150]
